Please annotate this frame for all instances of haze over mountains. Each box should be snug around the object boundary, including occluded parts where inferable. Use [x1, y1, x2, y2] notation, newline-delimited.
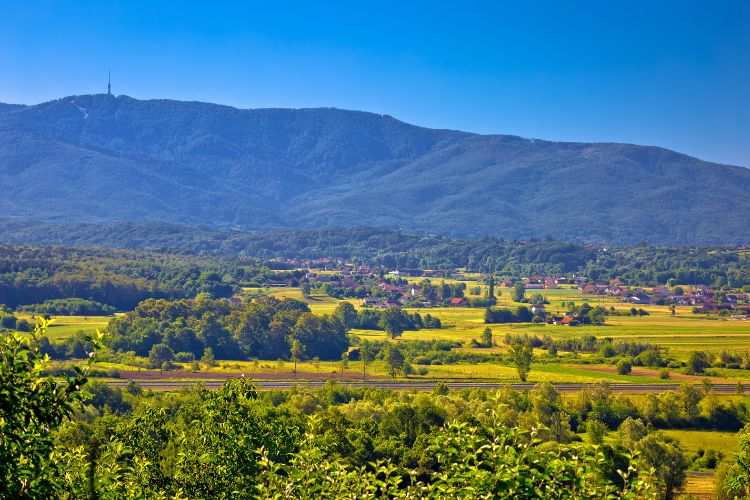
[1, 94, 748, 245]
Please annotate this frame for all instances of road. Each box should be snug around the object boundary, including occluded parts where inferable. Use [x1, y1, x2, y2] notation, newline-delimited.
[106, 379, 746, 394]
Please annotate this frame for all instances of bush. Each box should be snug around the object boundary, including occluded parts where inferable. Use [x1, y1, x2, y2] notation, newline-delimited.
[416, 366, 429, 376]
[433, 381, 449, 395]
[402, 362, 414, 376]
[175, 351, 195, 362]
[1, 314, 17, 329]
[617, 359, 632, 375]
[469, 297, 495, 308]
[15, 319, 31, 332]
[686, 351, 711, 375]
[18, 298, 116, 316]
[659, 369, 670, 379]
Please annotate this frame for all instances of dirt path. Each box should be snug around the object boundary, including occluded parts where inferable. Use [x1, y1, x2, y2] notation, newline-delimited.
[577, 365, 734, 384]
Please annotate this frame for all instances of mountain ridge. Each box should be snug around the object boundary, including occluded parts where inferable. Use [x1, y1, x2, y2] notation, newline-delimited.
[1, 94, 748, 245]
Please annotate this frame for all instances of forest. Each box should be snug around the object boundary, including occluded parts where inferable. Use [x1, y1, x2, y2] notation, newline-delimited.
[3, 224, 750, 286]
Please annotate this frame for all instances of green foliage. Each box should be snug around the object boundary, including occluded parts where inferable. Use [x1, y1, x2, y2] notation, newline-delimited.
[18, 298, 116, 316]
[147, 343, 175, 370]
[686, 351, 711, 375]
[333, 301, 358, 330]
[0, 319, 101, 498]
[512, 282, 526, 302]
[485, 305, 533, 324]
[480, 327, 493, 347]
[384, 345, 405, 378]
[722, 423, 750, 498]
[635, 434, 688, 500]
[586, 419, 608, 445]
[379, 307, 410, 340]
[0, 244, 241, 310]
[509, 342, 533, 382]
[0, 314, 17, 329]
[617, 359, 633, 375]
[108, 296, 349, 361]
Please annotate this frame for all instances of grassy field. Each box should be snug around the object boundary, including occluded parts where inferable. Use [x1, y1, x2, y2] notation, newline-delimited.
[269, 286, 750, 357]
[18, 314, 110, 341]
[258, 284, 750, 385]
[661, 429, 740, 458]
[30, 284, 750, 385]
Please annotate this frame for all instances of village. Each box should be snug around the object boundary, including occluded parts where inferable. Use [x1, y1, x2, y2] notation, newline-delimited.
[263, 259, 750, 320]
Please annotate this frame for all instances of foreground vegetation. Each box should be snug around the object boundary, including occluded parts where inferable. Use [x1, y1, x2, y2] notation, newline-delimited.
[4, 322, 750, 498]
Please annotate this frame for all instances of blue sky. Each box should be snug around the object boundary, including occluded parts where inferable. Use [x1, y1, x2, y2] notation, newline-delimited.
[1, 0, 748, 166]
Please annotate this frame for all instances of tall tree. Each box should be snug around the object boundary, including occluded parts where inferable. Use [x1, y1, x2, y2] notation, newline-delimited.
[481, 327, 493, 347]
[333, 301, 358, 330]
[379, 308, 409, 340]
[509, 341, 533, 382]
[512, 282, 526, 303]
[384, 346, 405, 378]
[148, 343, 175, 372]
[360, 340, 373, 383]
[290, 338, 306, 374]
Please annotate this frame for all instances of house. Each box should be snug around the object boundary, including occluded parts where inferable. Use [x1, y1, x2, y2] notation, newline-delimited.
[378, 283, 402, 293]
[226, 297, 243, 305]
[501, 280, 514, 288]
[381, 299, 401, 309]
[625, 294, 652, 305]
[609, 278, 624, 286]
[531, 304, 546, 314]
[264, 281, 288, 287]
[582, 284, 601, 294]
[361, 296, 381, 307]
[449, 297, 469, 307]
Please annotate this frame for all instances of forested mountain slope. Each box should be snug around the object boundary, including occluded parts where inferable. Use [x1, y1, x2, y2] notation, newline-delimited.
[1, 94, 748, 244]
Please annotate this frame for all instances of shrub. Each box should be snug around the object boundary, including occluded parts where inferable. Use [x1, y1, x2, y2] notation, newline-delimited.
[617, 359, 632, 375]
[175, 351, 195, 362]
[15, 319, 31, 332]
[1, 314, 17, 329]
[659, 369, 670, 379]
[686, 351, 711, 375]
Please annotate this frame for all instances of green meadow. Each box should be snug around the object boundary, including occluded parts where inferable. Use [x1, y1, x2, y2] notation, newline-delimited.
[33, 283, 750, 387]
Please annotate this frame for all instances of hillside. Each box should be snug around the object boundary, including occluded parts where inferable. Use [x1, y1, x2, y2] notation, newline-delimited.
[1, 94, 748, 244]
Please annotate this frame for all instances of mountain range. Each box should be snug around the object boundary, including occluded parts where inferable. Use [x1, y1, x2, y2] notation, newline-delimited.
[1, 94, 748, 245]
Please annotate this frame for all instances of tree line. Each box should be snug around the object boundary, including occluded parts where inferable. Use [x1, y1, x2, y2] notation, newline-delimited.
[106, 296, 349, 361]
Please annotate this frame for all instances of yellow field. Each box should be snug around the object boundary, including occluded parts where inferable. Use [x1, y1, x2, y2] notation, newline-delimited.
[268, 286, 750, 357]
[30, 285, 750, 385]
[18, 314, 110, 340]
